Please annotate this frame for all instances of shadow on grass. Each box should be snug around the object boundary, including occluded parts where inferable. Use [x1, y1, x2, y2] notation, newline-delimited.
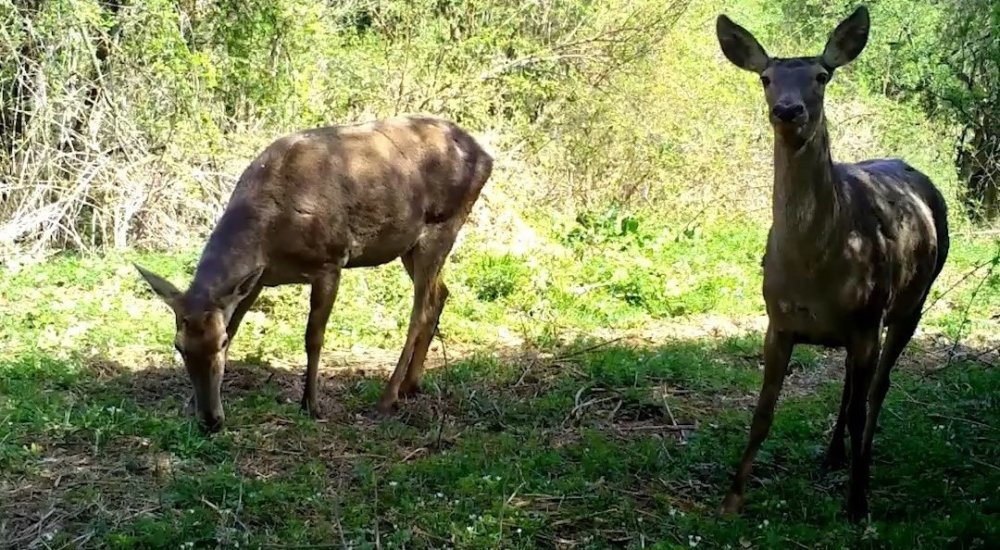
[1, 334, 997, 549]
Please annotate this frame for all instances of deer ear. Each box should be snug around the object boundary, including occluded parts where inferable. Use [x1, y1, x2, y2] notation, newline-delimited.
[213, 266, 264, 309]
[822, 6, 870, 69]
[134, 263, 182, 305]
[716, 14, 770, 73]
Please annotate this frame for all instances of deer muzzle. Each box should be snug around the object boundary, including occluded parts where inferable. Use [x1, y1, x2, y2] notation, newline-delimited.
[771, 102, 806, 124]
[189, 360, 226, 433]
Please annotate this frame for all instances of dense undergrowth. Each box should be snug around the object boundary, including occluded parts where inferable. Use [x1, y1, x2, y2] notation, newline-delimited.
[1, 0, 996, 256]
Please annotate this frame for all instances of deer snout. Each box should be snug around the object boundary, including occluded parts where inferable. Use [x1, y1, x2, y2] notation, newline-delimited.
[770, 103, 805, 124]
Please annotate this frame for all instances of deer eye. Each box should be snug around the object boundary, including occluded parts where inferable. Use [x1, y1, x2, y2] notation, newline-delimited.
[816, 72, 830, 84]
[760, 75, 771, 87]
[219, 336, 230, 349]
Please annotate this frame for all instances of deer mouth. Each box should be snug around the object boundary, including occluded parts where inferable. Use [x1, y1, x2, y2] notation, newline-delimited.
[771, 119, 809, 140]
[770, 113, 807, 128]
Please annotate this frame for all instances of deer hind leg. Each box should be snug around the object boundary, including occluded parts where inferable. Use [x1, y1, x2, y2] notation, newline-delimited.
[864, 315, 918, 447]
[302, 269, 341, 419]
[823, 363, 852, 472]
[377, 225, 458, 415]
[845, 327, 881, 523]
[855, 312, 920, 506]
[400, 250, 449, 398]
[721, 325, 793, 516]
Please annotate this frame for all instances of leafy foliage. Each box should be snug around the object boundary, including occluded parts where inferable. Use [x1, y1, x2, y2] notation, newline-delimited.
[464, 252, 530, 302]
[0, 0, 690, 254]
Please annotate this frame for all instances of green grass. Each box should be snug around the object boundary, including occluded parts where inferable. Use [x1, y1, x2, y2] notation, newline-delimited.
[1, 219, 997, 548]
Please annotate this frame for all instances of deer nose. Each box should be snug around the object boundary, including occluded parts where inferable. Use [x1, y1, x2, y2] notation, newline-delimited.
[771, 103, 805, 122]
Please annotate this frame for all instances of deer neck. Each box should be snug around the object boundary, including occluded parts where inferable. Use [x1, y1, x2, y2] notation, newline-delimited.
[187, 202, 267, 315]
[771, 120, 842, 258]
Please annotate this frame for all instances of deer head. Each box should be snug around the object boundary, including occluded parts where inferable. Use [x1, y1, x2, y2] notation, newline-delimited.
[134, 264, 263, 432]
[715, 6, 870, 147]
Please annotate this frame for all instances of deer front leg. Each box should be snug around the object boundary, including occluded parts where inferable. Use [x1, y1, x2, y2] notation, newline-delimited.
[721, 326, 793, 516]
[226, 283, 264, 341]
[302, 270, 341, 419]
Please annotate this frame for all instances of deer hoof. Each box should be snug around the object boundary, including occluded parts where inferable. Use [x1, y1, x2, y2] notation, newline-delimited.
[374, 397, 399, 417]
[300, 398, 324, 419]
[398, 381, 422, 398]
[847, 506, 868, 524]
[719, 493, 744, 517]
[183, 394, 196, 416]
[847, 495, 869, 524]
[821, 449, 847, 473]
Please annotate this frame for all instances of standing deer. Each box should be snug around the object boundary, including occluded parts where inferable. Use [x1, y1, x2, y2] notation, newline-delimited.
[135, 115, 493, 432]
[715, 6, 949, 521]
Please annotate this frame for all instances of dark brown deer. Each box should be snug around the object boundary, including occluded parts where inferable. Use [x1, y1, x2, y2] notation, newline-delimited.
[135, 115, 493, 432]
[715, 6, 949, 521]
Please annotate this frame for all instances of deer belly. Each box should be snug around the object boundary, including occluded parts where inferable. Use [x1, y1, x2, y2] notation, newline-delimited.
[767, 299, 848, 346]
[260, 264, 314, 285]
[344, 227, 423, 268]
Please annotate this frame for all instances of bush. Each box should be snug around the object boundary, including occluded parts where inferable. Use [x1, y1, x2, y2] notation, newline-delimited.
[0, 0, 691, 257]
[463, 253, 530, 302]
[0, 0, 985, 261]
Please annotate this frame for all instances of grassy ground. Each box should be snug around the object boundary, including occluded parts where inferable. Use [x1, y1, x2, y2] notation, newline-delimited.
[1, 218, 998, 549]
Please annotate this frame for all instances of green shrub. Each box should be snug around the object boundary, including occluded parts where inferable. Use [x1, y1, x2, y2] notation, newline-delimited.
[561, 206, 651, 254]
[463, 253, 530, 302]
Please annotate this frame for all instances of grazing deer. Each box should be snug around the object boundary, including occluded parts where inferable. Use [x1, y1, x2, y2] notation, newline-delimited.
[715, 6, 949, 521]
[135, 115, 493, 432]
